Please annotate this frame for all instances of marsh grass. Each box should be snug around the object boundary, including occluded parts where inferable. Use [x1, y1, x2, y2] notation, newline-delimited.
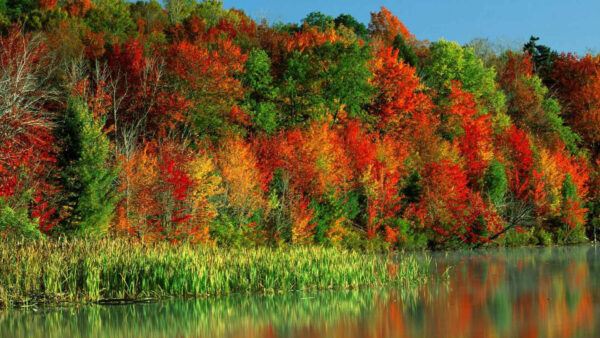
[0, 238, 431, 309]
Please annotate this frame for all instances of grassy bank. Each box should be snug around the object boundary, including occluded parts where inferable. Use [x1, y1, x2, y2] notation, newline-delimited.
[0, 239, 431, 309]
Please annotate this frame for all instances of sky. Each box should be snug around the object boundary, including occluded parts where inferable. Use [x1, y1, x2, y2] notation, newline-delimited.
[224, 0, 599, 54]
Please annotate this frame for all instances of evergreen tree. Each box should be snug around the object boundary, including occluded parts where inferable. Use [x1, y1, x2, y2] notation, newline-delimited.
[562, 174, 578, 202]
[401, 170, 423, 205]
[56, 98, 119, 236]
[523, 36, 557, 83]
[393, 34, 418, 68]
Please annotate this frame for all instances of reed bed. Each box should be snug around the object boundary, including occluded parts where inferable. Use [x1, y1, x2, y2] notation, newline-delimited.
[0, 238, 430, 308]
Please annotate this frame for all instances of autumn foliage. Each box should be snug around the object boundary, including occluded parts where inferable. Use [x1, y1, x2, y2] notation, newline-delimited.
[0, 3, 597, 248]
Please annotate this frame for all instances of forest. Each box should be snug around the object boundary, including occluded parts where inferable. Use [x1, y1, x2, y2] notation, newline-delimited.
[1, 0, 600, 251]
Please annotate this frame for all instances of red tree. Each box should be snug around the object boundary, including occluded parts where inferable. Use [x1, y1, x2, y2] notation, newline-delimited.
[0, 29, 58, 233]
[553, 54, 600, 152]
[371, 47, 432, 128]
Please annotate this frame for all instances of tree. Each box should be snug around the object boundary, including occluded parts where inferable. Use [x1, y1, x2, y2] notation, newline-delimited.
[334, 14, 367, 39]
[129, 0, 169, 37]
[502, 126, 535, 201]
[340, 120, 408, 242]
[370, 46, 431, 128]
[2, 0, 37, 20]
[187, 149, 223, 243]
[368, 6, 412, 47]
[164, 0, 195, 24]
[190, 0, 230, 28]
[167, 38, 247, 138]
[65, 0, 92, 18]
[401, 171, 423, 205]
[393, 34, 418, 68]
[107, 38, 190, 142]
[290, 198, 317, 244]
[498, 51, 580, 153]
[407, 159, 501, 246]
[217, 135, 268, 223]
[302, 11, 333, 31]
[115, 140, 214, 243]
[285, 23, 341, 52]
[281, 41, 375, 124]
[84, 0, 135, 42]
[0, 28, 58, 235]
[466, 38, 504, 69]
[0, 29, 55, 172]
[423, 40, 506, 116]
[484, 159, 508, 207]
[552, 53, 600, 154]
[537, 144, 589, 215]
[558, 174, 588, 243]
[270, 120, 353, 200]
[56, 98, 119, 236]
[0, 196, 43, 239]
[448, 84, 494, 181]
[241, 49, 279, 134]
[523, 36, 556, 82]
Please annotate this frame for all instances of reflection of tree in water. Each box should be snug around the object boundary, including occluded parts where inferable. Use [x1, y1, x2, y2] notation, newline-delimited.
[406, 246, 599, 337]
[2, 247, 600, 337]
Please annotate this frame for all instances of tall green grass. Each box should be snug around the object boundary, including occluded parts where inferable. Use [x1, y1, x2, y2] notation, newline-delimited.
[0, 238, 431, 308]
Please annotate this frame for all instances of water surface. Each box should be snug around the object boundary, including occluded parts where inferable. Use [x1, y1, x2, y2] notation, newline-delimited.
[2, 245, 600, 337]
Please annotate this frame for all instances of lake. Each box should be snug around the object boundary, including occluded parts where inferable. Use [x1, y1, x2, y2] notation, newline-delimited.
[2, 245, 599, 337]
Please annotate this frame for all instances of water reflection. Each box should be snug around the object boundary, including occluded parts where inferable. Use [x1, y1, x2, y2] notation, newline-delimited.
[2, 245, 600, 337]
[420, 246, 600, 337]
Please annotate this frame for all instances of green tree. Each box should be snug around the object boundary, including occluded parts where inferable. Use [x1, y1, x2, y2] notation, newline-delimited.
[562, 174, 578, 202]
[272, 21, 300, 35]
[401, 170, 423, 205]
[56, 98, 119, 236]
[484, 159, 508, 207]
[542, 95, 581, 154]
[1, 0, 37, 20]
[558, 174, 587, 243]
[190, 0, 230, 27]
[302, 11, 333, 30]
[129, 0, 169, 38]
[281, 41, 375, 125]
[242, 49, 279, 134]
[523, 36, 556, 82]
[499, 53, 580, 154]
[165, 0, 195, 24]
[0, 195, 43, 240]
[423, 40, 506, 115]
[85, 0, 135, 41]
[334, 14, 367, 39]
[393, 34, 418, 68]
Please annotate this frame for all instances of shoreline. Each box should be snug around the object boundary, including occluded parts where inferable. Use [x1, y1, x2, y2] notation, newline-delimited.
[3, 237, 596, 311]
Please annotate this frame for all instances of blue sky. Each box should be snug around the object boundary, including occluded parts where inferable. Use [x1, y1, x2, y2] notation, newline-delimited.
[224, 0, 599, 54]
